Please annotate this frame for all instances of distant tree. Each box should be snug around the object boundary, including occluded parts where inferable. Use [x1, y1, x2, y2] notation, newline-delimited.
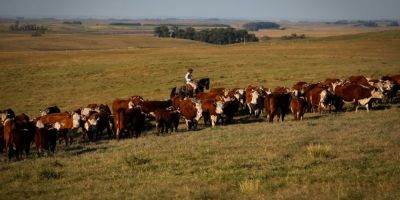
[184, 27, 196, 40]
[243, 22, 281, 31]
[154, 25, 170, 37]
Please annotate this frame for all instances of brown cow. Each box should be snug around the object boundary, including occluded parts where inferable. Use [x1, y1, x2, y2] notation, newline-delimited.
[264, 92, 291, 123]
[3, 114, 34, 160]
[83, 105, 113, 141]
[40, 106, 61, 116]
[154, 108, 180, 134]
[200, 99, 224, 127]
[245, 85, 264, 117]
[334, 83, 384, 112]
[178, 99, 202, 130]
[35, 112, 81, 146]
[130, 97, 172, 117]
[125, 106, 145, 138]
[290, 96, 307, 120]
[111, 99, 131, 139]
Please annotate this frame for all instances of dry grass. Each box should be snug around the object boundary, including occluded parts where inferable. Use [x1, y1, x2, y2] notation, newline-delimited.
[0, 22, 399, 199]
[306, 143, 333, 159]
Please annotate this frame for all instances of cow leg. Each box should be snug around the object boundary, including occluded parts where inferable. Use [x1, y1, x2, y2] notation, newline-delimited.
[365, 103, 369, 113]
[185, 119, 190, 131]
[210, 115, 217, 127]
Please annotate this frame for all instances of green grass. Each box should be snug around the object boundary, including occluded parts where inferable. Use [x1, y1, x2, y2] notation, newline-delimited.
[0, 27, 400, 199]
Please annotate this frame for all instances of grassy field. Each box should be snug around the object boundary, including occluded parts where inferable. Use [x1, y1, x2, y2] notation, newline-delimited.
[0, 22, 400, 199]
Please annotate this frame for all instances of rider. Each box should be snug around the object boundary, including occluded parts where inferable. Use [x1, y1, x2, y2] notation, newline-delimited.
[185, 68, 197, 91]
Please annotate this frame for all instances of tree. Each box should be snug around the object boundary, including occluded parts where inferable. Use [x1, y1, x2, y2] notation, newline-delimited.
[154, 25, 170, 37]
[184, 27, 196, 40]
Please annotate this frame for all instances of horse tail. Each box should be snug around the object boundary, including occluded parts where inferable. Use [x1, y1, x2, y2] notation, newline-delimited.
[170, 87, 177, 99]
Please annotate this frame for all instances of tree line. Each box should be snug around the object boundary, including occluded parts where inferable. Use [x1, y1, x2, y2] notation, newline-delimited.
[154, 25, 258, 45]
[242, 22, 281, 31]
[9, 21, 47, 32]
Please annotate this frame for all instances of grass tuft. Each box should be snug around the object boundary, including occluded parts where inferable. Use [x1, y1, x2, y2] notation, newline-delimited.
[239, 179, 261, 194]
[306, 143, 333, 159]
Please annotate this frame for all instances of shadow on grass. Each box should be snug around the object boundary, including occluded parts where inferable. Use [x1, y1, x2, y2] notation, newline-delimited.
[64, 145, 108, 156]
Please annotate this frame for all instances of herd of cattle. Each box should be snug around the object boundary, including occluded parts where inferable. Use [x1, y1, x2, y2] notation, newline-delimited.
[0, 74, 399, 160]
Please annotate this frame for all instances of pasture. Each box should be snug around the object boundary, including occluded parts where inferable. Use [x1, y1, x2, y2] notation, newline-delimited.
[0, 21, 400, 199]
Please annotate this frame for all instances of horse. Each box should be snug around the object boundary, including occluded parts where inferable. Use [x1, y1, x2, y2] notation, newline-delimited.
[170, 77, 210, 98]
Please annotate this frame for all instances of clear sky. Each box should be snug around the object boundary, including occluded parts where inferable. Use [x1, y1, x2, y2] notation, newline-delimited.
[0, 0, 399, 20]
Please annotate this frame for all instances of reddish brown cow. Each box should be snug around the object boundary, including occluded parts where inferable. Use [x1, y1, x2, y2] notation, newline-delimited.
[3, 114, 34, 160]
[35, 112, 81, 146]
[334, 83, 384, 112]
[111, 99, 131, 139]
[349, 75, 374, 89]
[154, 108, 180, 134]
[200, 99, 224, 127]
[245, 85, 264, 117]
[264, 92, 291, 123]
[130, 97, 172, 117]
[125, 107, 145, 138]
[290, 96, 307, 120]
[209, 87, 227, 95]
[178, 99, 202, 130]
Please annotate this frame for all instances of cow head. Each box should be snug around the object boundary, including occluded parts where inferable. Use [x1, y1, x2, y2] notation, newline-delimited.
[72, 112, 81, 129]
[371, 88, 384, 99]
[250, 90, 260, 105]
[215, 101, 224, 114]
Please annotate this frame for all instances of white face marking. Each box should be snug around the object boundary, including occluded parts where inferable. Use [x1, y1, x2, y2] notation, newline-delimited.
[128, 101, 134, 109]
[40, 111, 47, 116]
[88, 118, 98, 126]
[195, 102, 203, 121]
[81, 108, 92, 117]
[72, 113, 81, 128]
[215, 101, 224, 114]
[0, 113, 6, 124]
[54, 122, 62, 130]
[36, 120, 45, 129]
[319, 90, 328, 108]
[251, 90, 259, 105]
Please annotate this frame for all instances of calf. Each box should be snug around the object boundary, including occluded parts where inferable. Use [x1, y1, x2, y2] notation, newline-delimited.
[245, 85, 264, 117]
[290, 96, 307, 120]
[125, 106, 145, 138]
[154, 108, 180, 134]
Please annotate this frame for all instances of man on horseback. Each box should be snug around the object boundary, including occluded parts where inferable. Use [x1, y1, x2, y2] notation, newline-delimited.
[185, 68, 197, 91]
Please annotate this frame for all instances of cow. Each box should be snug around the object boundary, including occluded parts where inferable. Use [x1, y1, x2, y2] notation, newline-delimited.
[382, 75, 400, 103]
[177, 98, 202, 130]
[154, 108, 180, 134]
[40, 106, 61, 116]
[220, 98, 240, 124]
[334, 83, 384, 112]
[130, 97, 172, 118]
[0, 108, 15, 123]
[264, 92, 291, 123]
[2, 113, 34, 160]
[245, 85, 264, 117]
[125, 106, 145, 138]
[34, 112, 81, 147]
[111, 99, 131, 140]
[200, 99, 224, 127]
[290, 95, 307, 120]
[82, 104, 113, 141]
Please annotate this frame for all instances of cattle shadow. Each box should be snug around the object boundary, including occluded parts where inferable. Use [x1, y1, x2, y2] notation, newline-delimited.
[63, 145, 108, 156]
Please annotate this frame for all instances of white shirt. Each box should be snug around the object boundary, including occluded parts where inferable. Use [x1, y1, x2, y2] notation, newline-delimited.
[185, 72, 193, 83]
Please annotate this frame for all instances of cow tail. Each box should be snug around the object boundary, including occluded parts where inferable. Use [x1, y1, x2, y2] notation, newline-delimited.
[116, 108, 125, 140]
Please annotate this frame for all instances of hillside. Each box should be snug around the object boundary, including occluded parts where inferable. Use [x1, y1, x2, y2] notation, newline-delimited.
[0, 29, 400, 199]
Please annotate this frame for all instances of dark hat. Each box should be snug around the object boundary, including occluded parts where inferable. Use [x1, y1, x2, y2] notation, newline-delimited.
[188, 68, 193, 72]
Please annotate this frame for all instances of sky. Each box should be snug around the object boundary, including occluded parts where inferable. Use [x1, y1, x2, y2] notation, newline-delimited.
[0, 0, 399, 20]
